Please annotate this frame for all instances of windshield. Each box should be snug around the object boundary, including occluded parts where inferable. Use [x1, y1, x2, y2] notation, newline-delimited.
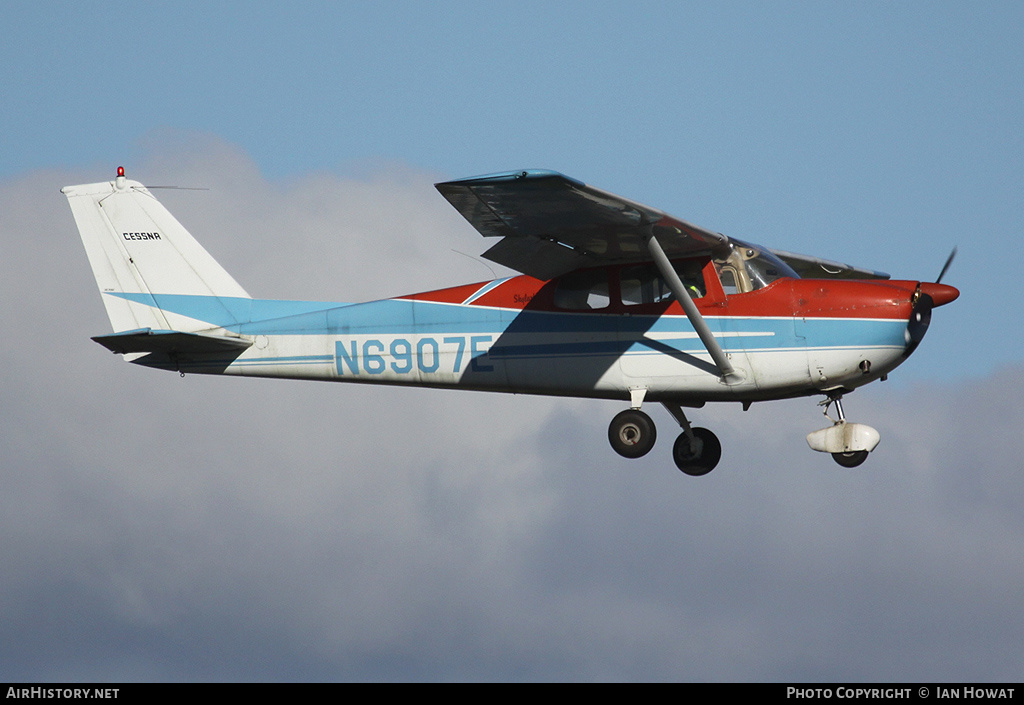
[744, 245, 799, 288]
[715, 240, 799, 293]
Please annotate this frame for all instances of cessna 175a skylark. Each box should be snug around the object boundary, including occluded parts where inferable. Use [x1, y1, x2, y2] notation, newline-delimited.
[63, 168, 958, 475]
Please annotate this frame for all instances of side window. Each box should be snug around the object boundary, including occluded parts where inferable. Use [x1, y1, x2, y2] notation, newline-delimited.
[675, 261, 707, 298]
[621, 265, 672, 305]
[718, 266, 740, 296]
[553, 269, 610, 310]
[621, 262, 705, 306]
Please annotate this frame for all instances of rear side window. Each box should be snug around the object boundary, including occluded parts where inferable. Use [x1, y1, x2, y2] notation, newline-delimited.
[552, 269, 610, 310]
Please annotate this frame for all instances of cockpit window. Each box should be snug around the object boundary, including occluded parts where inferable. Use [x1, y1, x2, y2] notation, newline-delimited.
[714, 240, 798, 294]
[553, 268, 610, 310]
[717, 266, 740, 296]
[621, 261, 705, 305]
[745, 247, 798, 289]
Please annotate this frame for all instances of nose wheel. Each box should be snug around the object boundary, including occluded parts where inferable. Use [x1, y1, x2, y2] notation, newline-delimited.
[832, 450, 869, 468]
[807, 394, 880, 467]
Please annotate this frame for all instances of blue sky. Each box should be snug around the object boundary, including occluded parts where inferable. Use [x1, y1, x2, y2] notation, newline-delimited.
[2, 2, 1023, 682]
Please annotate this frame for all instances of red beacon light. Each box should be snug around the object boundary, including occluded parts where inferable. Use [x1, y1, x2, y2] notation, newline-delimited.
[117, 166, 125, 177]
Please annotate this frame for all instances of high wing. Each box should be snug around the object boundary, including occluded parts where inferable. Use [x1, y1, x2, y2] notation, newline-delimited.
[436, 170, 729, 280]
[770, 249, 890, 280]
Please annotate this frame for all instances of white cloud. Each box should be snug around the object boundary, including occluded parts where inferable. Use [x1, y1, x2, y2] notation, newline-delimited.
[1, 134, 1021, 681]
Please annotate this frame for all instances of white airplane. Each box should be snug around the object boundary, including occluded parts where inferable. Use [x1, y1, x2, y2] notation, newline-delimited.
[63, 168, 958, 475]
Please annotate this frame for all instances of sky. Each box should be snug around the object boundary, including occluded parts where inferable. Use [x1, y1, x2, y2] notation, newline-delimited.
[2, 2, 1023, 682]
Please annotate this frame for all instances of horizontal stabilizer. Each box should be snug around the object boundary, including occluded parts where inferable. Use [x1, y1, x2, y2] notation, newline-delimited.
[92, 329, 252, 355]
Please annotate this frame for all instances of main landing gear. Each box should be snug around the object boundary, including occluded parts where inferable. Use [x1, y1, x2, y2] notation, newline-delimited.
[608, 409, 657, 459]
[608, 401, 722, 475]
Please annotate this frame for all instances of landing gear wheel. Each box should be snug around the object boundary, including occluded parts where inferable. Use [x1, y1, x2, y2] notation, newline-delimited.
[673, 427, 721, 476]
[608, 409, 657, 459]
[832, 450, 868, 468]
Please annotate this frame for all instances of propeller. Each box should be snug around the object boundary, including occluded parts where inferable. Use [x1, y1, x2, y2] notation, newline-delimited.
[904, 246, 959, 358]
[936, 246, 957, 285]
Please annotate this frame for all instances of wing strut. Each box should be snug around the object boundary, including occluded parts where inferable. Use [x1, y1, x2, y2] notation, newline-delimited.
[646, 230, 743, 384]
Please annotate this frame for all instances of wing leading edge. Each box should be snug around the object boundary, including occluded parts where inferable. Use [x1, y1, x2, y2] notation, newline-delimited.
[435, 170, 729, 280]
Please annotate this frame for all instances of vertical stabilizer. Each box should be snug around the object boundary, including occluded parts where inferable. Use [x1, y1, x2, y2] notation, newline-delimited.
[62, 169, 250, 334]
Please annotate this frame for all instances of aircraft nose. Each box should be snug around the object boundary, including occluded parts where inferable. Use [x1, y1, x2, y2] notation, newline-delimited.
[918, 282, 959, 307]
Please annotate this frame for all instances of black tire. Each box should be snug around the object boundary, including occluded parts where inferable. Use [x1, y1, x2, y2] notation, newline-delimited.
[832, 450, 869, 468]
[672, 427, 722, 476]
[608, 409, 657, 459]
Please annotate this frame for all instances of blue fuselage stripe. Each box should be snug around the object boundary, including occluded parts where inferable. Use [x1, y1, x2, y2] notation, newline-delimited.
[106, 293, 910, 354]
